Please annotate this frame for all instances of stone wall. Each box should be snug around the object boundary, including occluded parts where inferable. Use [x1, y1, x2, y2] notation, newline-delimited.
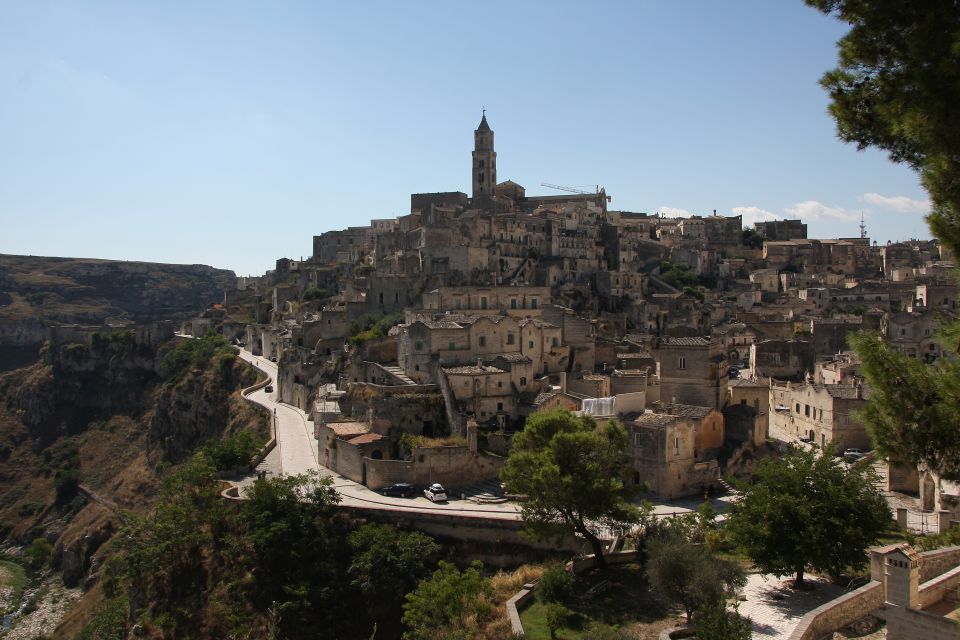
[918, 546, 960, 583]
[363, 446, 505, 490]
[786, 582, 884, 640]
[887, 607, 959, 639]
[918, 563, 960, 609]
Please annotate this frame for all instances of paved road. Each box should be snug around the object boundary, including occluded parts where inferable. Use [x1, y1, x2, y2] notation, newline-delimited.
[236, 349, 525, 519]
[235, 349, 742, 525]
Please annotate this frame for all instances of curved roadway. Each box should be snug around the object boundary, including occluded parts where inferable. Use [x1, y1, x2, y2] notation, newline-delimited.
[237, 349, 522, 519]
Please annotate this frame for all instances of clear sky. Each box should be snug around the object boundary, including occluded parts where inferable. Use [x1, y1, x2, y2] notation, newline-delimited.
[0, 1, 934, 276]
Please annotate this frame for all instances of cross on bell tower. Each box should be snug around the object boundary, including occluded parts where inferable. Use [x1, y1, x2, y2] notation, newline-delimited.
[472, 111, 496, 202]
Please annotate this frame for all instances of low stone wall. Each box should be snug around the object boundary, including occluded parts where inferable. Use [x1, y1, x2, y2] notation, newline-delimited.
[918, 563, 960, 609]
[919, 545, 960, 583]
[887, 606, 960, 639]
[567, 550, 639, 575]
[338, 504, 580, 554]
[786, 581, 884, 640]
[241, 376, 276, 469]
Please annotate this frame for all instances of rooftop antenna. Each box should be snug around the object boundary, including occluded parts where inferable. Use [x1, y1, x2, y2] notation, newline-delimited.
[859, 211, 867, 239]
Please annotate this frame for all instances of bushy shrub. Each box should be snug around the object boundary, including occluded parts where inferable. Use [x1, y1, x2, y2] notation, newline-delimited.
[537, 563, 573, 604]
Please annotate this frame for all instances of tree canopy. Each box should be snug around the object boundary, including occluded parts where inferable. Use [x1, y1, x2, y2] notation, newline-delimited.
[726, 446, 889, 587]
[807, 0, 960, 255]
[646, 532, 745, 623]
[808, 0, 960, 478]
[499, 410, 639, 567]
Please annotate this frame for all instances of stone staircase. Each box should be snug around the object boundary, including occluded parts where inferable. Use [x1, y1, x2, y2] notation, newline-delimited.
[717, 476, 737, 495]
[380, 365, 417, 386]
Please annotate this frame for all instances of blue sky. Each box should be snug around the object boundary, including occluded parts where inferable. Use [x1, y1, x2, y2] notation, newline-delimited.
[0, 1, 933, 276]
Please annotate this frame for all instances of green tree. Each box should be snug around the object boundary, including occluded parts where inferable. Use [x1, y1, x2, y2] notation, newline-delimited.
[806, 0, 960, 255]
[807, 0, 960, 485]
[499, 410, 639, 568]
[544, 602, 571, 640]
[695, 601, 752, 640]
[537, 563, 574, 604]
[348, 523, 440, 628]
[401, 561, 492, 640]
[851, 332, 960, 479]
[726, 446, 889, 587]
[646, 533, 745, 623]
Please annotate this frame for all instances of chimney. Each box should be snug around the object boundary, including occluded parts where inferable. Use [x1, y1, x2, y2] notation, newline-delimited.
[559, 371, 567, 393]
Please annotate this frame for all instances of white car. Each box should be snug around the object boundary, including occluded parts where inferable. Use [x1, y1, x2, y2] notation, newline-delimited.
[424, 483, 447, 503]
[843, 448, 866, 461]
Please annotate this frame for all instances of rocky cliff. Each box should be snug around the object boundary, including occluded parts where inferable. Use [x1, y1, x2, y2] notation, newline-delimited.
[0, 254, 236, 368]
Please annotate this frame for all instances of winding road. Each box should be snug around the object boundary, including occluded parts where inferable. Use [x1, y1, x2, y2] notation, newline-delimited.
[236, 349, 523, 519]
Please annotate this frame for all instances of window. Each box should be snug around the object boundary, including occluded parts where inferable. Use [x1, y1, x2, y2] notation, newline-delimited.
[448, 342, 455, 350]
[805, 404, 810, 417]
[520, 377, 527, 386]
[497, 381, 502, 388]
[552, 337, 559, 348]
[674, 436, 680, 455]
[529, 340, 534, 349]
[507, 333, 515, 345]
[678, 356, 686, 370]
[510, 299, 518, 309]
[795, 403, 801, 413]
[497, 402, 503, 411]
[531, 298, 538, 309]
[480, 297, 488, 309]
[479, 336, 486, 347]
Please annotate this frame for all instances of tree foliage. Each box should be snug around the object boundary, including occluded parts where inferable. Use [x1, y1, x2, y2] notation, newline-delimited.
[348, 523, 441, 626]
[401, 561, 493, 640]
[695, 601, 753, 640]
[807, 0, 960, 255]
[499, 410, 638, 567]
[808, 0, 960, 479]
[646, 533, 745, 623]
[726, 446, 889, 586]
[850, 331, 960, 479]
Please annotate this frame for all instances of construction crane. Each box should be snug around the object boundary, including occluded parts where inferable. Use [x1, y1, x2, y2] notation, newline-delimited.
[541, 182, 598, 195]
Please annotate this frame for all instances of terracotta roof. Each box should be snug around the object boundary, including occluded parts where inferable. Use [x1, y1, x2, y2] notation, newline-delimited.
[658, 336, 710, 347]
[631, 413, 679, 427]
[348, 433, 384, 446]
[325, 421, 369, 437]
[534, 391, 557, 405]
[442, 365, 506, 375]
[656, 403, 713, 419]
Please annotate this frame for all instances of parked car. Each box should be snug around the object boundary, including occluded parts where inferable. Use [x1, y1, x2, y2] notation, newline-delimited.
[727, 366, 741, 379]
[424, 483, 448, 503]
[799, 435, 814, 443]
[264, 385, 273, 393]
[380, 482, 416, 498]
[843, 448, 866, 461]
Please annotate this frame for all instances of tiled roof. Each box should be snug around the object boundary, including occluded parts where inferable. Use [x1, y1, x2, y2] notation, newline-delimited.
[534, 391, 557, 405]
[442, 365, 506, 375]
[616, 352, 652, 359]
[658, 336, 710, 347]
[518, 318, 559, 329]
[656, 403, 713, 419]
[728, 378, 769, 388]
[326, 421, 369, 437]
[631, 413, 679, 427]
[347, 433, 384, 446]
[490, 352, 533, 363]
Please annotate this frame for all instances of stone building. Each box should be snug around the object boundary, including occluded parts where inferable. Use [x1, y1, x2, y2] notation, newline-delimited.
[654, 336, 727, 410]
[769, 380, 870, 449]
[627, 405, 724, 500]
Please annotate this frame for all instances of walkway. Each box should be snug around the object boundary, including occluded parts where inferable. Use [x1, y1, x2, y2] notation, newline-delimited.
[738, 574, 845, 639]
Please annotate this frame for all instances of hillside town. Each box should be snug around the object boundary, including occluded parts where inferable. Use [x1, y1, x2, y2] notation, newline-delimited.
[182, 115, 955, 520]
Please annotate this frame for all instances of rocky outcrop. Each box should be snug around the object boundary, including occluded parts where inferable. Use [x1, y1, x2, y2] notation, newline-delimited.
[0, 255, 236, 359]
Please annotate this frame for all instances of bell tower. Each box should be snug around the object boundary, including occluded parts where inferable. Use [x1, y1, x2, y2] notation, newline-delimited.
[472, 111, 496, 202]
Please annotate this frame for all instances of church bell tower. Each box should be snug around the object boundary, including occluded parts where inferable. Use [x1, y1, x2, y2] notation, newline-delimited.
[472, 112, 496, 202]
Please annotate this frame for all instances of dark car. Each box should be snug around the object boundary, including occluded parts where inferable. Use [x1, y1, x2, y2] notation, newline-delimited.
[727, 366, 740, 379]
[380, 482, 416, 498]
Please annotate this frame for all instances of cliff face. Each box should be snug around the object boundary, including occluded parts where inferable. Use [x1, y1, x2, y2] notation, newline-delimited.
[0, 335, 265, 593]
[0, 255, 236, 369]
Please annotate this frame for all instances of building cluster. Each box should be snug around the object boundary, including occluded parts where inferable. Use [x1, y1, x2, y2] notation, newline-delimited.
[205, 114, 955, 501]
